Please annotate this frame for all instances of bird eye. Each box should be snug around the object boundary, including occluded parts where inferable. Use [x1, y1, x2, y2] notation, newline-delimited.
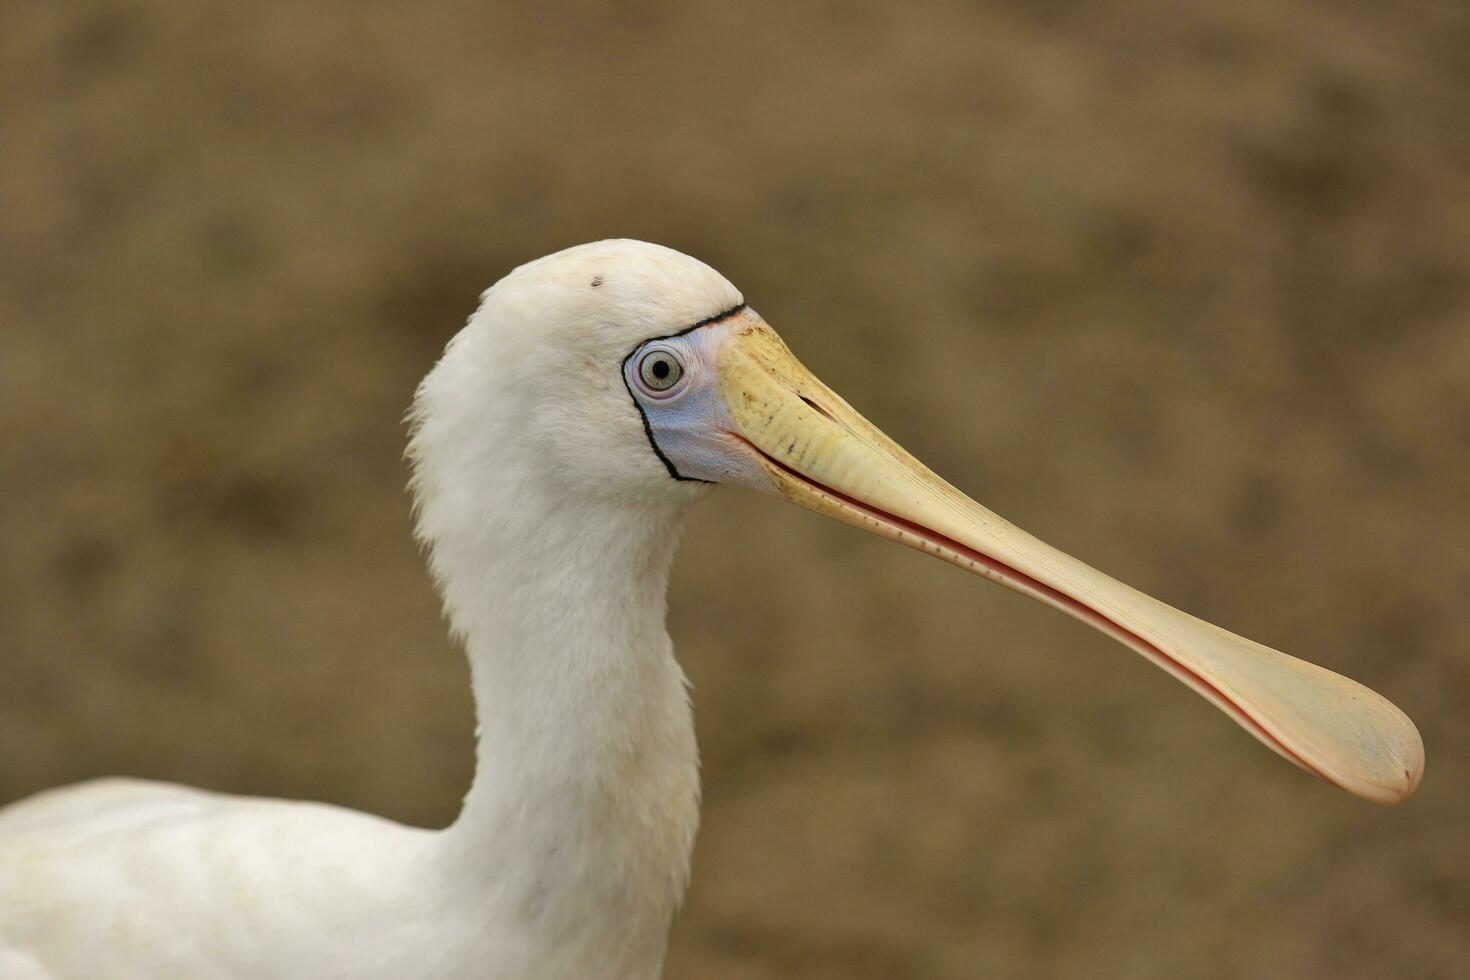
[637, 349, 685, 395]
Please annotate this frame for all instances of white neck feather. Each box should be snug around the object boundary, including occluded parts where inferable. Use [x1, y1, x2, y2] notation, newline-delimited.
[407, 332, 701, 976]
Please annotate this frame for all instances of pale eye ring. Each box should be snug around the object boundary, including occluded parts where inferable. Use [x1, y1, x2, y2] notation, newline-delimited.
[637, 349, 685, 396]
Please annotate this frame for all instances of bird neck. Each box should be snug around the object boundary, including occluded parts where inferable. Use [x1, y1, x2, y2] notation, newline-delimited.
[417, 463, 701, 967]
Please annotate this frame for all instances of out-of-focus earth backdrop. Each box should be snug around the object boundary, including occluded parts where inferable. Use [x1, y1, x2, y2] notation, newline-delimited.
[3, 2, 1468, 977]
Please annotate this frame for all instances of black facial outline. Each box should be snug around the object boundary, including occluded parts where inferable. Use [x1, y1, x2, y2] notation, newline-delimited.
[621, 303, 747, 482]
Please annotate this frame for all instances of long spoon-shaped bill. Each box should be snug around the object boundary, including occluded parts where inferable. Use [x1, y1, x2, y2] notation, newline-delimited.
[719, 319, 1424, 804]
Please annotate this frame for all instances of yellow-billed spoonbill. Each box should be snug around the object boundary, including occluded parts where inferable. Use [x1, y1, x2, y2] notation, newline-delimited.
[0, 240, 1424, 980]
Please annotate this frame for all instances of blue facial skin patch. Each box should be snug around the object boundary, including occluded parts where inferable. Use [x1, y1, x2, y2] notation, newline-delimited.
[622, 319, 764, 487]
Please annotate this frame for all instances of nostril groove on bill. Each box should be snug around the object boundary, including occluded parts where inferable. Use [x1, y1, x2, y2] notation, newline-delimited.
[799, 395, 837, 423]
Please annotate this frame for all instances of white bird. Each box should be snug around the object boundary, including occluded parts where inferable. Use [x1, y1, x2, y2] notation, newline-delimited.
[0, 240, 1424, 980]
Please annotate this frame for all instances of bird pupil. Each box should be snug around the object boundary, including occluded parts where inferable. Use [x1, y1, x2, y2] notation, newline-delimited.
[652, 360, 670, 379]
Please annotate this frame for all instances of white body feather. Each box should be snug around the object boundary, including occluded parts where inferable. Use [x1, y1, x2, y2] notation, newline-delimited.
[0, 241, 741, 979]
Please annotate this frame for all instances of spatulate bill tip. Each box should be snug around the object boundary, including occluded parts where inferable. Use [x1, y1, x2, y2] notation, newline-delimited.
[1315, 725, 1424, 805]
[1349, 767, 1421, 805]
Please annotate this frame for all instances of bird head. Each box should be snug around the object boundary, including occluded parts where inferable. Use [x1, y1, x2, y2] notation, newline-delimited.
[413, 239, 1424, 804]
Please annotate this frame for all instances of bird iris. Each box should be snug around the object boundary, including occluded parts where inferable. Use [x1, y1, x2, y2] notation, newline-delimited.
[637, 350, 684, 394]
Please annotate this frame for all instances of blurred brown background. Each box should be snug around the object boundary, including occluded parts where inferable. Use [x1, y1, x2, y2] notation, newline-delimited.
[3, 1, 1468, 977]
